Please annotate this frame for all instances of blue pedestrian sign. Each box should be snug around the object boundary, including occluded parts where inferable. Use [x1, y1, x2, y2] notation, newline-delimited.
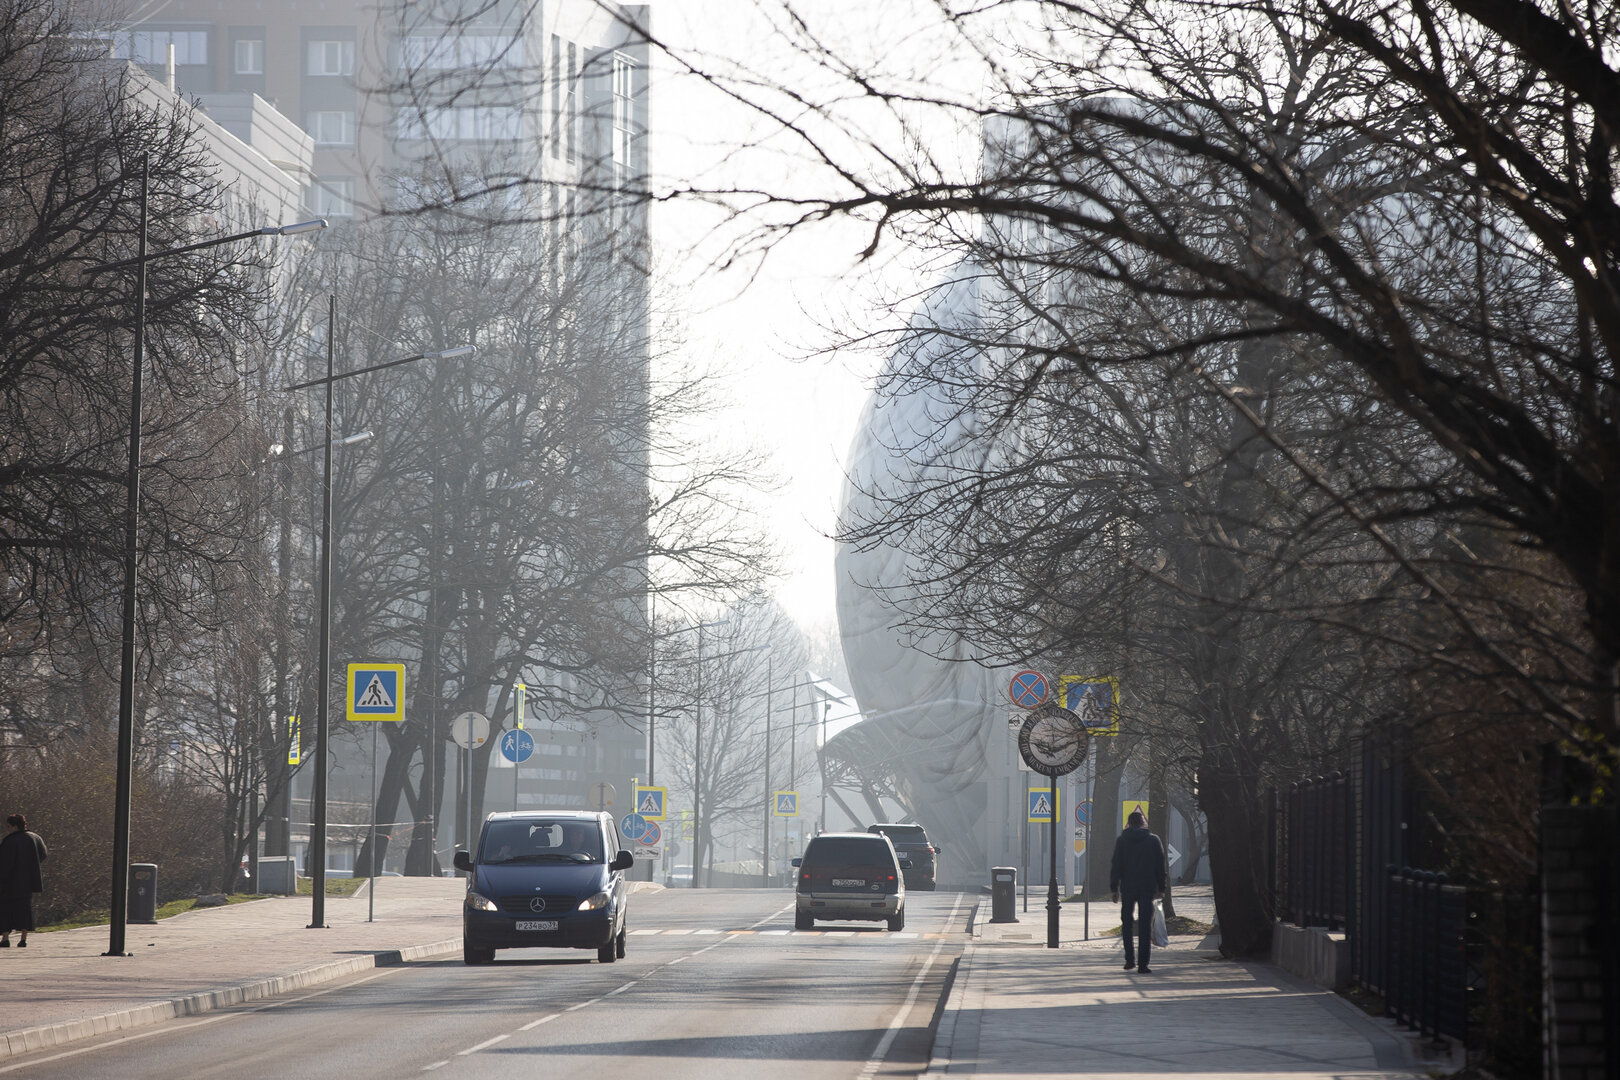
[346, 663, 405, 722]
[499, 728, 534, 764]
[620, 813, 648, 842]
[1028, 787, 1057, 822]
[773, 791, 799, 817]
[634, 786, 666, 820]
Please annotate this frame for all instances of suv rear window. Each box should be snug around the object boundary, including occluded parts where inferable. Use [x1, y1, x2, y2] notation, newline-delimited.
[871, 825, 928, 845]
[804, 836, 892, 864]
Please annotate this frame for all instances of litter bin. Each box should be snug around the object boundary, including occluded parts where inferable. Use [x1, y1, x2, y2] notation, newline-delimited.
[990, 866, 1017, 923]
[129, 863, 158, 924]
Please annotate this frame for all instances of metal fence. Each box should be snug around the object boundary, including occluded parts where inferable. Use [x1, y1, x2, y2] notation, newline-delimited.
[1273, 735, 1469, 1043]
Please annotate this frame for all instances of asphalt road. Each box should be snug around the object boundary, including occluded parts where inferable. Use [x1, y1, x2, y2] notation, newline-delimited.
[2, 889, 969, 1080]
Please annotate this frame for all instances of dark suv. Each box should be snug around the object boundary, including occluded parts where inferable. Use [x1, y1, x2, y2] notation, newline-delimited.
[867, 822, 940, 891]
[793, 832, 909, 931]
[453, 810, 634, 965]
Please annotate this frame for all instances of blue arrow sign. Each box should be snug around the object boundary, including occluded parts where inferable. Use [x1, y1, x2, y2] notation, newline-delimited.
[620, 813, 648, 841]
[499, 728, 534, 764]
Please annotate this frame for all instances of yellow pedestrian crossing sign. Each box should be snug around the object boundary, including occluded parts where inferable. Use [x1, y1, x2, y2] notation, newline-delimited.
[347, 662, 405, 722]
[1122, 800, 1149, 829]
[287, 715, 300, 765]
[1028, 787, 1058, 822]
[635, 786, 666, 820]
[773, 791, 799, 817]
[680, 810, 694, 839]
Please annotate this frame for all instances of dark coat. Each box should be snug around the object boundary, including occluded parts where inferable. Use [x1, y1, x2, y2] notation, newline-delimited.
[0, 829, 45, 896]
[1109, 824, 1166, 897]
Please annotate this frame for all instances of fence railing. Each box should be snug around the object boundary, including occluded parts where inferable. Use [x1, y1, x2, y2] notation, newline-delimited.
[1273, 738, 1469, 1046]
[1383, 868, 1468, 1040]
[1282, 772, 1355, 930]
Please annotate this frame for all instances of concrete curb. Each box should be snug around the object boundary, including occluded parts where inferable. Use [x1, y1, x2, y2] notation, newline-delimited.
[922, 898, 982, 1077]
[0, 937, 459, 1061]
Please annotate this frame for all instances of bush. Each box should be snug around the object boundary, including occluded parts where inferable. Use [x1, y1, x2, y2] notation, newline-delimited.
[0, 729, 226, 924]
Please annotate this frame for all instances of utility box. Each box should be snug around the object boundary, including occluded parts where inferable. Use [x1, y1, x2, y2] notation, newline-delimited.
[990, 866, 1017, 923]
[257, 856, 297, 895]
[129, 863, 158, 924]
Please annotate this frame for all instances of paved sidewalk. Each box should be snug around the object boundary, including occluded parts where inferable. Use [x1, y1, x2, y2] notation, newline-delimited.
[1, 877, 467, 1059]
[928, 886, 1442, 1078]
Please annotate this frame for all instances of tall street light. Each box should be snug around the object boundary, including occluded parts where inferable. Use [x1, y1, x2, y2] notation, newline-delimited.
[285, 294, 473, 927]
[82, 154, 326, 958]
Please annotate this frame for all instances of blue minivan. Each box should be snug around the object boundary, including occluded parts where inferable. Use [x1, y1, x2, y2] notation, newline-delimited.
[453, 810, 634, 965]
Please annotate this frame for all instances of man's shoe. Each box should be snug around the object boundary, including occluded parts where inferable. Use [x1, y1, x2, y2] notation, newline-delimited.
[1123, 960, 1135, 970]
[0, 939, 9, 947]
[15, 940, 23, 948]
[1137, 966, 1151, 973]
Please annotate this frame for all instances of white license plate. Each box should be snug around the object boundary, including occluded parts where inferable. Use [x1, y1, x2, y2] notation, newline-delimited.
[832, 878, 865, 887]
[515, 920, 558, 932]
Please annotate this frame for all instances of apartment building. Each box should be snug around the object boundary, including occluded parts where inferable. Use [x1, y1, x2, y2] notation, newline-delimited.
[100, 0, 653, 870]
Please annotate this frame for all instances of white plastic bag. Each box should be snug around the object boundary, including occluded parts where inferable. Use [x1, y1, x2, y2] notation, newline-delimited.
[1151, 899, 1169, 947]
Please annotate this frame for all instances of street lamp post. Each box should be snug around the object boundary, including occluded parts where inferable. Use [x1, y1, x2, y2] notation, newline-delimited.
[82, 155, 325, 957]
[285, 295, 472, 927]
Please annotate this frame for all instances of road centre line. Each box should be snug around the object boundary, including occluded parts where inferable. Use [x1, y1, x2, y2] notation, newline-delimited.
[0, 967, 404, 1075]
[856, 894, 965, 1080]
[518, 1014, 560, 1031]
[457, 1033, 509, 1055]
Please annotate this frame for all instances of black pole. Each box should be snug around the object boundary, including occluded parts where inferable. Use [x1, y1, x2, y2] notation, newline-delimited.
[762, 652, 771, 888]
[693, 624, 703, 888]
[107, 156, 149, 958]
[1047, 770, 1060, 948]
[309, 293, 335, 928]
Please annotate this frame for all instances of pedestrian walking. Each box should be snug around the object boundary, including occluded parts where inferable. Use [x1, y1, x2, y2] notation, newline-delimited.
[1109, 808, 1166, 973]
[0, 813, 47, 948]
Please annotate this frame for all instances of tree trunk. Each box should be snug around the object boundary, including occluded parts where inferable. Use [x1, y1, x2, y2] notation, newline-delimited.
[1085, 735, 1128, 898]
[1199, 750, 1272, 957]
[1149, 760, 1174, 919]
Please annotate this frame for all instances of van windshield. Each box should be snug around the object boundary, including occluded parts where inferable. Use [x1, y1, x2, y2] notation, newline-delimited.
[481, 820, 603, 864]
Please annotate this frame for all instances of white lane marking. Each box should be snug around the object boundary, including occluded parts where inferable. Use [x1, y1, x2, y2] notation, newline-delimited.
[628, 928, 660, 935]
[565, 997, 604, 1012]
[824, 931, 855, 937]
[422, 1060, 450, 1071]
[606, 982, 636, 996]
[856, 894, 965, 1080]
[457, 1033, 509, 1055]
[0, 967, 403, 1075]
[667, 955, 687, 964]
[519, 1014, 560, 1031]
[660, 928, 694, 935]
[759, 929, 791, 936]
[693, 929, 724, 935]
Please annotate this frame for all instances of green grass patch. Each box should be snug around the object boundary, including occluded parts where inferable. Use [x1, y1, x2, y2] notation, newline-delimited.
[36, 892, 270, 933]
[296, 876, 365, 897]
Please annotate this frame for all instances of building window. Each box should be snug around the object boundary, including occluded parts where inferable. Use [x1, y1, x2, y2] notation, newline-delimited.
[400, 34, 523, 70]
[233, 39, 264, 75]
[112, 30, 208, 65]
[307, 40, 354, 76]
[612, 52, 635, 189]
[396, 105, 520, 143]
[549, 35, 561, 158]
[308, 110, 355, 146]
[306, 177, 355, 217]
[565, 41, 577, 165]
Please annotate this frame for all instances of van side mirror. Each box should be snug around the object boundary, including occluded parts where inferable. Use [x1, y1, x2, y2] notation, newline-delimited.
[453, 850, 473, 872]
[933, 844, 943, 853]
[611, 850, 634, 871]
[791, 857, 802, 868]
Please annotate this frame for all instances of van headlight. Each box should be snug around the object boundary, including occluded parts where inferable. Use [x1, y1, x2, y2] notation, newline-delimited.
[465, 891, 498, 912]
[577, 890, 611, 911]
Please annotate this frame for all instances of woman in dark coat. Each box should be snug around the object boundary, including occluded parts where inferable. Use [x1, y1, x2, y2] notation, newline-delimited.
[0, 813, 46, 947]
